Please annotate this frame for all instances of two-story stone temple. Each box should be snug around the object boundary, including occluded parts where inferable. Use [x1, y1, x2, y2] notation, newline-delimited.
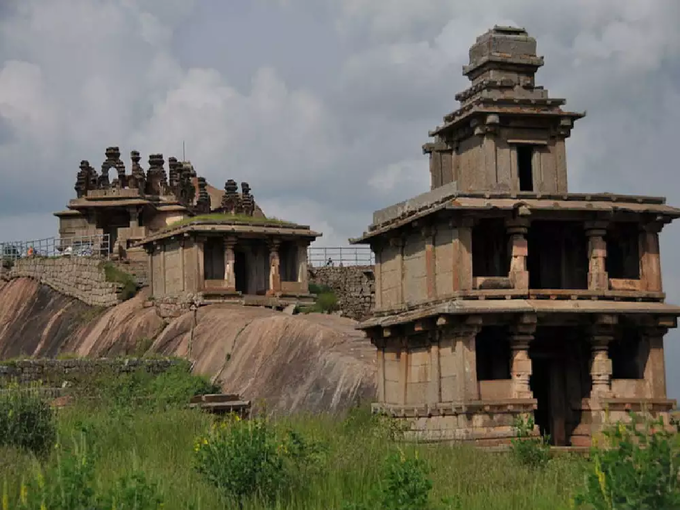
[351, 26, 680, 446]
[55, 148, 319, 307]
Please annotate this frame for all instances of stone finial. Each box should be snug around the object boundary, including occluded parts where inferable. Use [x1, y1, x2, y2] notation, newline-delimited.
[74, 160, 98, 198]
[220, 179, 240, 214]
[146, 154, 167, 195]
[241, 182, 255, 217]
[128, 150, 146, 192]
[98, 146, 126, 189]
[168, 157, 180, 189]
[194, 177, 211, 214]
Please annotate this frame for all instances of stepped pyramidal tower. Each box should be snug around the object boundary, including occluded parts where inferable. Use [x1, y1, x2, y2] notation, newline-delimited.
[351, 26, 680, 446]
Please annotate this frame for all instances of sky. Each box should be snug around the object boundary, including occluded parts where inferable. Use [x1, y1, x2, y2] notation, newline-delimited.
[1, 1, 680, 394]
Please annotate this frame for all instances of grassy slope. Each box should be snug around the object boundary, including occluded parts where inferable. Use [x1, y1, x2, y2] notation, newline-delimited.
[0, 405, 585, 510]
[167, 213, 299, 229]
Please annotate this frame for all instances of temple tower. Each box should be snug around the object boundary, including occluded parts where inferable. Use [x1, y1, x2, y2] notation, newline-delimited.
[351, 26, 680, 446]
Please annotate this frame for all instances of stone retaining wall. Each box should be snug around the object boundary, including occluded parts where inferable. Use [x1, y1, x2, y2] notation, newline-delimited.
[309, 265, 375, 320]
[0, 358, 185, 386]
[9, 257, 121, 307]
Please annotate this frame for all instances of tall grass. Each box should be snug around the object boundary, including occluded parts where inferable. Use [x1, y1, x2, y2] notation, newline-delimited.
[0, 402, 586, 510]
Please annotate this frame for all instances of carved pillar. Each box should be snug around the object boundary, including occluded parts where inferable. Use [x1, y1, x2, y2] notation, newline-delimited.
[507, 218, 529, 290]
[297, 241, 309, 291]
[427, 330, 441, 405]
[373, 240, 383, 310]
[452, 218, 473, 292]
[375, 336, 387, 404]
[589, 315, 616, 399]
[455, 316, 482, 401]
[389, 236, 404, 306]
[267, 239, 281, 295]
[224, 237, 237, 292]
[643, 326, 668, 398]
[178, 235, 186, 292]
[422, 225, 436, 299]
[510, 314, 536, 399]
[129, 206, 140, 229]
[585, 221, 609, 291]
[640, 222, 663, 292]
[196, 236, 206, 291]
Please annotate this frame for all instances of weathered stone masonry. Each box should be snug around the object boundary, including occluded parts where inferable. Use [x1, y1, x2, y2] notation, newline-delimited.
[8, 258, 120, 307]
[308, 266, 375, 320]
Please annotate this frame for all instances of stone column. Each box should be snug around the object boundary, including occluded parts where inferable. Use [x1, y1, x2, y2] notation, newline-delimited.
[510, 314, 536, 399]
[422, 225, 436, 299]
[643, 326, 668, 398]
[589, 315, 616, 399]
[224, 238, 237, 292]
[455, 316, 482, 401]
[389, 236, 404, 305]
[196, 236, 206, 291]
[267, 239, 281, 296]
[585, 221, 609, 291]
[373, 240, 383, 310]
[297, 241, 309, 291]
[640, 222, 663, 292]
[507, 218, 529, 290]
[452, 218, 473, 292]
[427, 330, 441, 405]
[129, 207, 140, 229]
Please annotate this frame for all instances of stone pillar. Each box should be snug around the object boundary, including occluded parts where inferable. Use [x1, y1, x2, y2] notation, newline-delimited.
[224, 238, 237, 292]
[375, 337, 387, 403]
[455, 316, 482, 401]
[427, 330, 441, 405]
[389, 236, 404, 306]
[129, 207, 140, 229]
[422, 225, 436, 299]
[585, 221, 609, 291]
[589, 315, 616, 399]
[297, 241, 309, 291]
[452, 219, 473, 292]
[640, 223, 663, 292]
[196, 236, 206, 291]
[178, 235, 186, 292]
[506, 218, 529, 290]
[267, 239, 281, 296]
[643, 326, 668, 398]
[373, 240, 383, 310]
[510, 314, 536, 399]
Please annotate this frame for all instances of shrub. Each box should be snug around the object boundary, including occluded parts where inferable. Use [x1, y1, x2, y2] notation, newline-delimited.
[510, 415, 550, 468]
[379, 449, 432, 510]
[101, 262, 138, 301]
[0, 387, 56, 457]
[574, 413, 680, 509]
[194, 417, 287, 504]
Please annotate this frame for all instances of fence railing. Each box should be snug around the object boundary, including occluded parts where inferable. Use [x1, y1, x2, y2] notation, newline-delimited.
[307, 246, 375, 267]
[0, 234, 111, 263]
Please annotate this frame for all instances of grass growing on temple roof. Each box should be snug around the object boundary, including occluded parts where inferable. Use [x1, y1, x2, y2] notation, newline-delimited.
[168, 213, 299, 229]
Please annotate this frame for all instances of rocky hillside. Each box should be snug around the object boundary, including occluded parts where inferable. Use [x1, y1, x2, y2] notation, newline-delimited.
[0, 278, 376, 415]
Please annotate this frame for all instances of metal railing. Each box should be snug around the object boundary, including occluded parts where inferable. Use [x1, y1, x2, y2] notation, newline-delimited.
[307, 246, 375, 267]
[0, 234, 111, 263]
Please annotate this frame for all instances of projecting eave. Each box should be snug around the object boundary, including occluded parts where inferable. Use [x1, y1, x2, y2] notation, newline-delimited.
[136, 220, 321, 247]
[350, 191, 680, 244]
[357, 299, 680, 331]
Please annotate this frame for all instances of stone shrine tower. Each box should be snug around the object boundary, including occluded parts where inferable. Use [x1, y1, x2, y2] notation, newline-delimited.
[351, 26, 680, 446]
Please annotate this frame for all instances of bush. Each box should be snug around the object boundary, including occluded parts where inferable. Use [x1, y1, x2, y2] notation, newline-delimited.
[194, 417, 287, 504]
[101, 262, 138, 301]
[0, 388, 56, 457]
[574, 413, 680, 509]
[510, 415, 550, 469]
[379, 449, 432, 510]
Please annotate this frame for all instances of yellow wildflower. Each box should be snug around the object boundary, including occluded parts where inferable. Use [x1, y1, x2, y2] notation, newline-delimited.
[20, 482, 28, 505]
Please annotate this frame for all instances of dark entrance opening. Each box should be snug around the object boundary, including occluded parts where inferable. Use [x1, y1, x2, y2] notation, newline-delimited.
[235, 251, 247, 293]
[606, 223, 640, 280]
[204, 238, 225, 280]
[530, 327, 591, 446]
[517, 145, 534, 192]
[472, 219, 509, 277]
[476, 326, 511, 380]
[527, 221, 588, 290]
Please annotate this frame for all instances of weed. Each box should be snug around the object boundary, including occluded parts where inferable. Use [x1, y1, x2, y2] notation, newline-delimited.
[379, 449, 433, 510]
[0, 387, 56, 457]
[101, 262, 137, 301]
[510, 415, 550, 468]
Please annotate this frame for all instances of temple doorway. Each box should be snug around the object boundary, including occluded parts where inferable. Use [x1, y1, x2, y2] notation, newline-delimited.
[530, 327, 591, 446]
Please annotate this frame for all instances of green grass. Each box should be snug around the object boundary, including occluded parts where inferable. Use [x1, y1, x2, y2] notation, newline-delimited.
[0, 402, 587, 510]
[100, 262, 137, 301]
[167, 213, 299, 230]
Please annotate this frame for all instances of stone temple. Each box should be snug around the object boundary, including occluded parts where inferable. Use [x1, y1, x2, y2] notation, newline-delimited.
[350, 26, 680, 445]
[54, 148, 319, 308]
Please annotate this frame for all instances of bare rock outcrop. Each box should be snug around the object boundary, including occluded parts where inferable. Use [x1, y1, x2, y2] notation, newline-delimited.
[0, 278, 376, 414]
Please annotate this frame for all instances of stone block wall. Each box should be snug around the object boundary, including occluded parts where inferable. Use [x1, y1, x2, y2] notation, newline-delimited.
[9, 257, 120, 307]
[309, 265, 375, 320]
[0, 358, 185, 386]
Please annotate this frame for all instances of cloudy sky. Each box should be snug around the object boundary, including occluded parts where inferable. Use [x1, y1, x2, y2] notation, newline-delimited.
[2, 1, 680, 394]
